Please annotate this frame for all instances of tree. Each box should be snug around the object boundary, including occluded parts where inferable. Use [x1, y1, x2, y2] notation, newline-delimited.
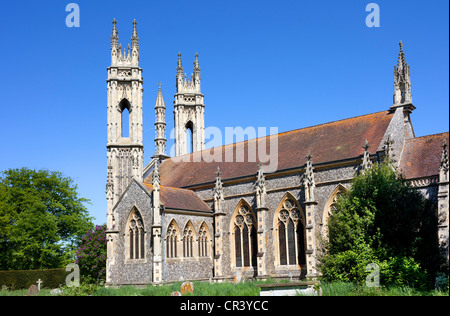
[0, 168, 94, 270]
[318, 162, 440, 289]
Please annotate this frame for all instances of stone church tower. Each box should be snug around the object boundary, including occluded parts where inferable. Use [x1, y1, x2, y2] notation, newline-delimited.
[174, 53, 205, 156]
[106, 19, 144, 229]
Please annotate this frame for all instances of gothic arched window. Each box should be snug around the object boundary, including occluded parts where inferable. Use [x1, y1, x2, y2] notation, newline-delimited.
[198, 223, 209, 257]
[232, 202, 257, 268]
[185, 121, 194, 154]
[183, 221, 195, 258]
[275, 194, 306, 266]
[167, 221, 179, 258]
[128, 209, 145, 260]
[119, 98, 131, 138]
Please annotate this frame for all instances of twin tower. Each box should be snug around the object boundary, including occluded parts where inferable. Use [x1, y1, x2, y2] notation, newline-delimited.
[106, 20, 205, 217]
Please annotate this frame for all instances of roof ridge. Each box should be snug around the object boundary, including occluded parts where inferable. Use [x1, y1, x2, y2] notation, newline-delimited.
[274, 110, 390, 138]
[405, 131, 449, 141]
[164, 110, 392, 161]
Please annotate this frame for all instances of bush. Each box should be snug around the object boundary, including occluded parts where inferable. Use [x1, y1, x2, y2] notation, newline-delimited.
[319, 162, 440, 289]
[0, 268, 70, 290]
[435, 273, 449, 292]
[379, 256, 428, 289]
[75, 225, 107, 284]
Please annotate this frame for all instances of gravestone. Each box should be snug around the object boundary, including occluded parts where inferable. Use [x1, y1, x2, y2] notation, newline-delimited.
[170, 291, 182, 296]
[26, 285, 39, 296]
[50, 288, 63, 296]
[36, 279, 42, 291]
[180, 281, 194, 295]
[233, 270, 243, 284]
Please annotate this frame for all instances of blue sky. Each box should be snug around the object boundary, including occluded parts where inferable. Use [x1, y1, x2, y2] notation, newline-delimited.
[0, 0, 448, 225]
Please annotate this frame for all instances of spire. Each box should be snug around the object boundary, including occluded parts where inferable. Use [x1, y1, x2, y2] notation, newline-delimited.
[361, 139, 373, 172]
[393, 41, 413, 106]
[176, 52, 184, 91]
[155, 82, 165, 109]
[131, 19, 139, 49]
[177, 52, 183, 73]
[111, 18, 119, 49]
[193, 53, 201, 89]
[194, 53, 200, 71]
[154, 83, 168, 159]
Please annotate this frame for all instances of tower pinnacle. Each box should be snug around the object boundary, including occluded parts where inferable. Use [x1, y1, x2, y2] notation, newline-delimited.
[154, 83, 169, 159]
[111, 19, 119, 50]
[131, 19, 139, 49]
[393, 41, 413, 106]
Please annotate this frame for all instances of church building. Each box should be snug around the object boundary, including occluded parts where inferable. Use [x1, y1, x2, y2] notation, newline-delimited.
[105, 20, 449, 286]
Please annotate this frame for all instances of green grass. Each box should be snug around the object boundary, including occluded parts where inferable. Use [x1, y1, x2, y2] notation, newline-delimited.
[1, 280, 448, 296]
[320, 282, 448, 296]
[94, 279, 270, 296]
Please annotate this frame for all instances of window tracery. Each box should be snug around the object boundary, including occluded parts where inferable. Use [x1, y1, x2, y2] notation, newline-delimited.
[275, 196, 306, 266]
[128, 209, 144, 260]
[232, 203, 257, 268]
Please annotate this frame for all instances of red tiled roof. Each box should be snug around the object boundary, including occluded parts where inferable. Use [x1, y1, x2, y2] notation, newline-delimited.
[399, 132, 449, 179]
[144, 183, 212, 213]
[146, 110, 394, 188]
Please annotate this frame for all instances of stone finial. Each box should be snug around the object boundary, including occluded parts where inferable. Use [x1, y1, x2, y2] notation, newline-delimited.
[112, 18, 118, 36]
[177, 52, 183, 72]
[361, 139, 373, 172]
[255, 162, 267, 208]
[194, 53, 200, 71]
[111, 19, 119, 49]
[305, 153, 315, 183]
[304, 153, 316, 202]
[440, 140, 449, 182]
[131, 19, 139, 49]
[213, 167, 224, 211]
[152, 160, 161, 188]
[384, 135, 395, 163]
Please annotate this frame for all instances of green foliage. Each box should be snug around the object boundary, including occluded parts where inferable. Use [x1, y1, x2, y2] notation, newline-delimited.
[319, 162, 440, 289]
[435, 272, 449, 292]
[0, 168, 94, 270]
[0, 268, 70, 290]
[59, 282, 100, 296]
[321, 282, 448, 296]
[75, 225, 107, 284]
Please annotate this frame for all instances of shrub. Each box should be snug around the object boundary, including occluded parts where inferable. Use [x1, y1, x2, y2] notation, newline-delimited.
[435, 272, 449, 292]
[0, 268, 69, 290]
[319, 162, 440, 289]
[75, 225, 107, 284]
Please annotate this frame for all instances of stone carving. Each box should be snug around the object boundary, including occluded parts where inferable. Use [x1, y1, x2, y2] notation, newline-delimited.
[304, 153, 316, 202]
[361, 139, 373, 172]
